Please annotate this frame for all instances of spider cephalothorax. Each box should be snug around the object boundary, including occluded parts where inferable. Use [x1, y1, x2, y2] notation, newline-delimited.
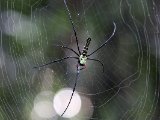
[79, 55, 87, 66]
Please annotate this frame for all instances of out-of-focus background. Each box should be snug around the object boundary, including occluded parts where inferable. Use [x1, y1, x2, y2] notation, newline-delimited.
[0, 0, 159, 120]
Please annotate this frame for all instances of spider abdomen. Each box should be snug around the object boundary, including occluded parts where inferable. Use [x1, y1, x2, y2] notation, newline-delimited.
[82, 38, 91, 56]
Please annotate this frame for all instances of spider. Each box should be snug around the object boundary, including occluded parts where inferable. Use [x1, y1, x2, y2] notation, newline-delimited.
[33, 0, 116, 117]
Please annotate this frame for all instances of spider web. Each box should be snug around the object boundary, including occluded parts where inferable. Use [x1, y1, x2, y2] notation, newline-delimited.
[0, 0, 159, 120]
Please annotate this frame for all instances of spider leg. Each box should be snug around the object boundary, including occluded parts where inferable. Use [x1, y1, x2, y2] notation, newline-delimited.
[87, 58, 104, 73]
[87, 22, 116, 57]
[53, 45, 79, 56]
[79, 65, 86, 70]
[64, 0, 81, 55]
[33, 56, 78, 69]
[61, 65, 80, 116]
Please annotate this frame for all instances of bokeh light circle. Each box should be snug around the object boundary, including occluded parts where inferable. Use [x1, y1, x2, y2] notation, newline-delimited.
[33, 91, 56, 119]
[53, 88, 81, 118]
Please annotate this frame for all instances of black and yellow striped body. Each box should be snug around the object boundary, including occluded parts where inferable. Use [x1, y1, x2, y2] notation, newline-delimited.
[82, 38, 91, 56]
[79, 38, 91, 66]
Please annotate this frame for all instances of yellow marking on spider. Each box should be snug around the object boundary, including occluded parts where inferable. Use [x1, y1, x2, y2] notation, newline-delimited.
[79, 55, 87, 65]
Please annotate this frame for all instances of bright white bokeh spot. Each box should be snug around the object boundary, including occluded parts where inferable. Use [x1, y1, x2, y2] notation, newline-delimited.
[31, 108, 58, 120]
[53, 88, 81, 118]
[34, 101, 55, 118]
[32, 91, 56, 119]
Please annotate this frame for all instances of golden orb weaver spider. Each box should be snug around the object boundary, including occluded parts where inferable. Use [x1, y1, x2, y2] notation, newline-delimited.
[33, 0, 116, 117]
